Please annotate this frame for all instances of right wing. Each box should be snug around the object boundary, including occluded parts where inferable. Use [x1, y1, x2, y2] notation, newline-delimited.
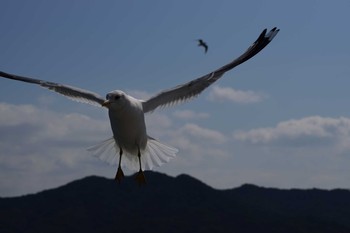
[0, 71, 105, 107]
[142, 27, 279, 113]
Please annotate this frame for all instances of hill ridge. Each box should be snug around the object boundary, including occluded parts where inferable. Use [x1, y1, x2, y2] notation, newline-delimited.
[1, 171, 350, 233]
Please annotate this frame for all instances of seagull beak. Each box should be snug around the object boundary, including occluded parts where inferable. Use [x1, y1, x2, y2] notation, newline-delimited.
[102, 100, 111, 107]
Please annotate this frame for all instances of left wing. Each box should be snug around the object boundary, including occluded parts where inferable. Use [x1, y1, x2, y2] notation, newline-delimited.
[142, 27, 279, 113]
[0, 71, 105, 107]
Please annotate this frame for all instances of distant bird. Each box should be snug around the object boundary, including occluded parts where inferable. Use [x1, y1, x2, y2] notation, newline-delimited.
[197, 39, 208, 53]
[0, 27, 279, 185]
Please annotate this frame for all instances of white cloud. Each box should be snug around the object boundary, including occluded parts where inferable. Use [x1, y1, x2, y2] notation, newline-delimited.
[2, 102, 350, 196]
[176, 123, 227, 144]
[0, 102, 109, 143]
[163, 123, 231, 175]
[208, 85, 266, 104]
[233, 116, 350, 149]
[145, 113, 174, 140]
[0, 102, 235, 196]
[173, 110, 209, 119]
[0, 102, 112, 196]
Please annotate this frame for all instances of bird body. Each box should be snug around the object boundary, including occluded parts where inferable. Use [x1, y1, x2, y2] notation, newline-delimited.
[0, 27, 279, 184]
[197, 39, 208, 53]
[106, 91, 147, 154]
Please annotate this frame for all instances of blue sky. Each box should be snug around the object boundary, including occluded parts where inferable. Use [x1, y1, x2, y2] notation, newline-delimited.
[1, 0, 350, 196]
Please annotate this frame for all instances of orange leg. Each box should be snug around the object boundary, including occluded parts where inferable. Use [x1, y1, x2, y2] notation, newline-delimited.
[135, 147, 146, 185]
[115, 148, 124, 183]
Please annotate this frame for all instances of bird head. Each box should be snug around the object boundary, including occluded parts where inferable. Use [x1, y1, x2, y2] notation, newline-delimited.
[102, 90, 127, 109]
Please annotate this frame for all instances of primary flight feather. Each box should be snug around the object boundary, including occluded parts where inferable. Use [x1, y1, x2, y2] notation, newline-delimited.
[0, 27, 279, 184]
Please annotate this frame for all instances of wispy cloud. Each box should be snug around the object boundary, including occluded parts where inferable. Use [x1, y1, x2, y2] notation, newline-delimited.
[173, 110, 209, 120]
[2, 102, 350, 196]
[0, 102, 109, 143]
[233, 116, 350, 149]
[0, 102, 111, 196]
[0, 102, 231, 196]
[176, 123, 227, 144]
[208, 85, 266, 104]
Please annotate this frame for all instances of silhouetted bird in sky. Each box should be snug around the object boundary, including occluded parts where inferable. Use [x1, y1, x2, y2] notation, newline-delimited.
[197, 39, 208, 53]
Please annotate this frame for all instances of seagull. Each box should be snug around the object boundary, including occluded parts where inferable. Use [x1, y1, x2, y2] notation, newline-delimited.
[0, 27, 279, 184]
[197, 39, 208, 53]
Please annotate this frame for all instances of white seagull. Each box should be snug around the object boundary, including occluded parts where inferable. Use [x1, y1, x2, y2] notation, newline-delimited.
[0, 27, 279, 184]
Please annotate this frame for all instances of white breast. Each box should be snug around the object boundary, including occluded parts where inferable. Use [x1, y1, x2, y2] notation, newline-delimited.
[108, 95, 147, 154]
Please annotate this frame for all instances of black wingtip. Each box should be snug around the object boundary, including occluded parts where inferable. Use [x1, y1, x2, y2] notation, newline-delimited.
[265, 27, 280, 41]
[254, 28, 267, 44]
[271, 27, 280, 33]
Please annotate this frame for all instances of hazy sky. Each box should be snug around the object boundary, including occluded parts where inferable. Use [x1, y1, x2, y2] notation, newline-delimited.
[1, 0, 350, 196]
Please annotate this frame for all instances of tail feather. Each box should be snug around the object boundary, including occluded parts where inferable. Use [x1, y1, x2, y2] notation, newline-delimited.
[87, 138, 118, 165]
[87, 137, 178, 171]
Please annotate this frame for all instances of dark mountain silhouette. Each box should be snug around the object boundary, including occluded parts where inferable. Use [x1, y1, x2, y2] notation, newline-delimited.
[1, 171, 350, 233]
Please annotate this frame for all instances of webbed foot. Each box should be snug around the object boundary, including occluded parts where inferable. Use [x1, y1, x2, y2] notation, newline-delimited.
[115, 166, 124, 183]
[135, 170, 147, 185]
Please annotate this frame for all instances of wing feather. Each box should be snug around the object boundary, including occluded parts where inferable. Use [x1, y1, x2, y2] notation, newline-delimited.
[0, 71, 105, 106]
[142, 27, 279, 113]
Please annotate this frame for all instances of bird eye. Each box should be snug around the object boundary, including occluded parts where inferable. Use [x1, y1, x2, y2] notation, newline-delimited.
[106, 94, 109, 100]
[115, 95, 120, 100]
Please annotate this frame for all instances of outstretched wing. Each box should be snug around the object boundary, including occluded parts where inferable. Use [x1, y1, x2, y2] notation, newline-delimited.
[0, 71, 105, 107]
[142, 27, 279, 113]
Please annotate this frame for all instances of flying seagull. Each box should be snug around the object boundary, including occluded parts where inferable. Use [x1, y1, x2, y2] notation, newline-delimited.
[0, 27, 279, 184]
[197, 39, 208, 53]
